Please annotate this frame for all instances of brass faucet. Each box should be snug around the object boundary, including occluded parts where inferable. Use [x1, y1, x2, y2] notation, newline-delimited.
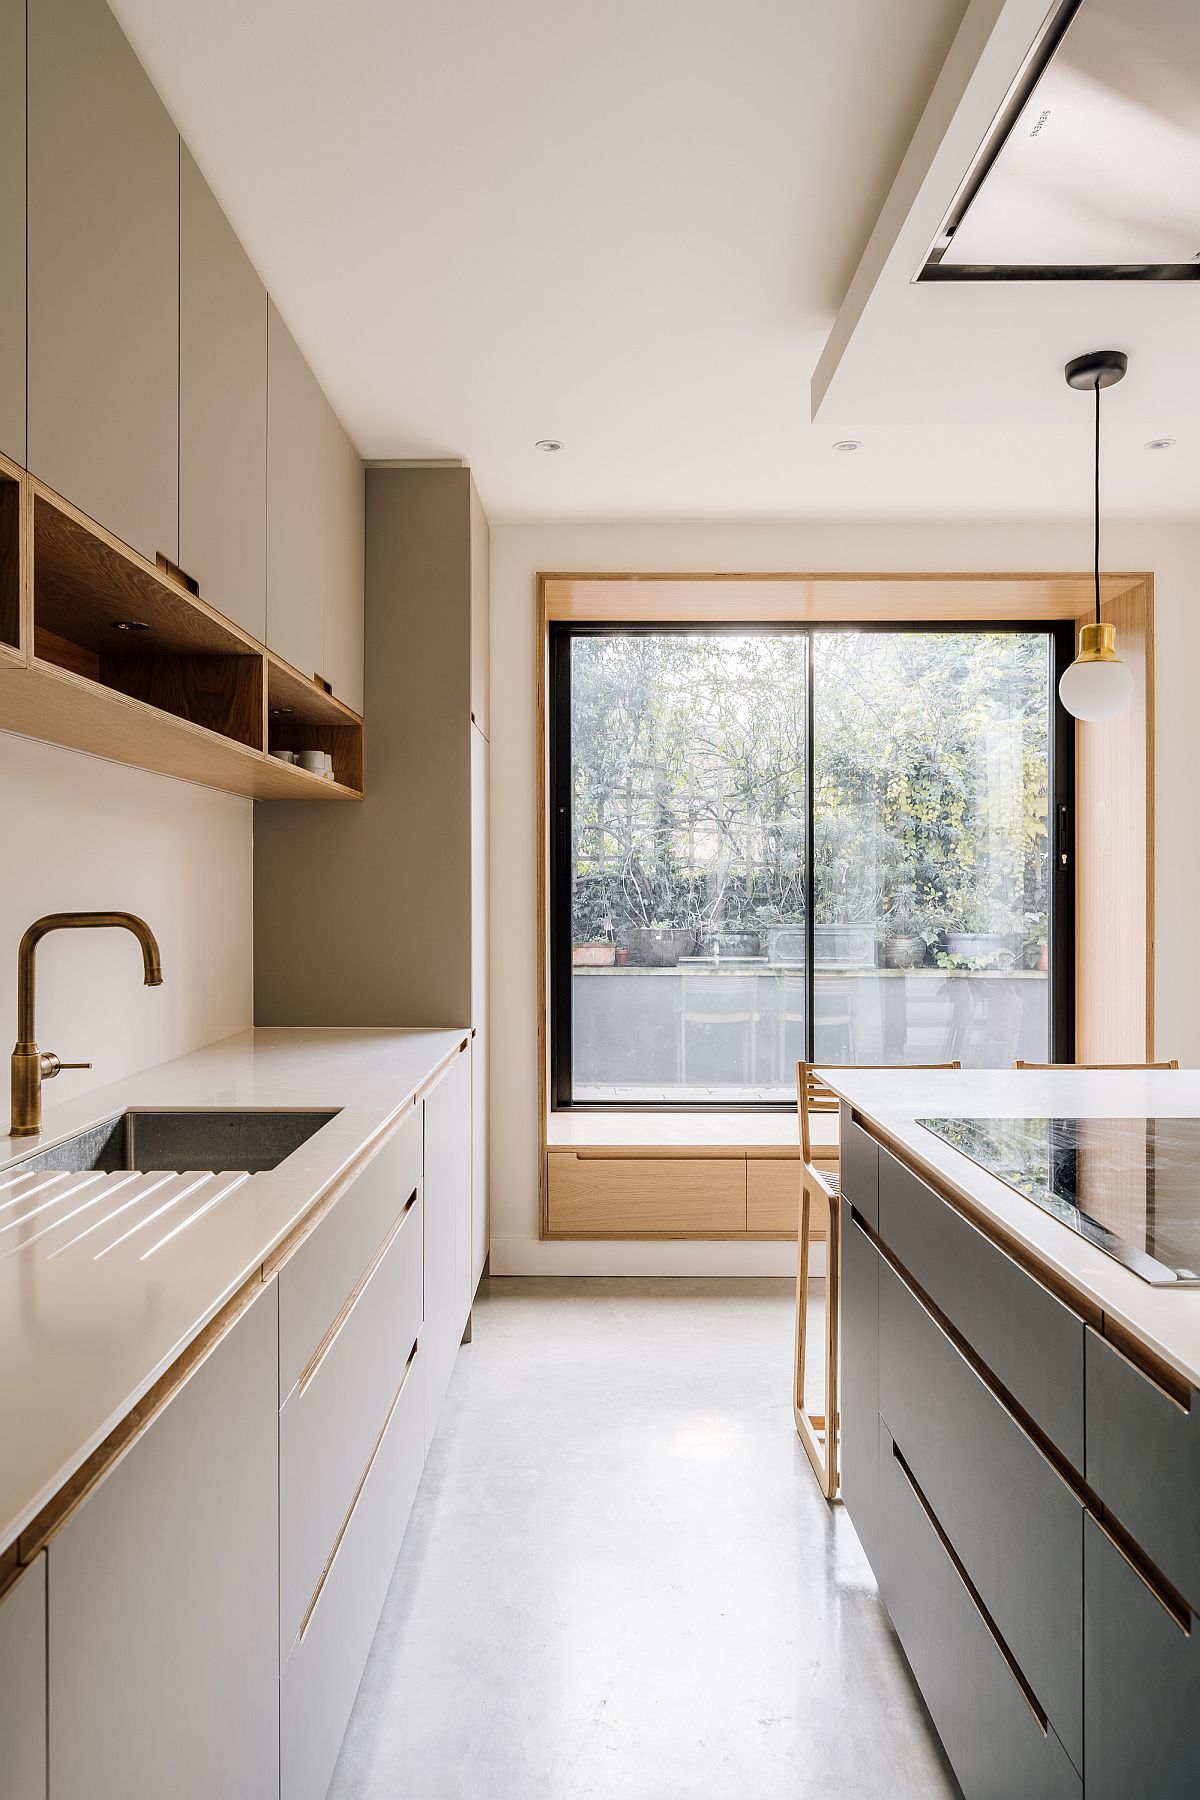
[9, 913, 164, 1137]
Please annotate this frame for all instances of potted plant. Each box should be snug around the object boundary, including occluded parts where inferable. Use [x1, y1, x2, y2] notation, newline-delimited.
[1022, 911, 1049, 972]
[623, 921, 697, 967]
[882, 888, 938, 969]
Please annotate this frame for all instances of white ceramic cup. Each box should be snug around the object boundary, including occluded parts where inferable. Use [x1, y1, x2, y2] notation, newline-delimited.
[269, 749, 297, 764]
[299, 750, 325, 774]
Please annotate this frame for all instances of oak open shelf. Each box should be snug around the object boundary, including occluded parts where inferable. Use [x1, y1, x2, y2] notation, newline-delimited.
[265, 653, 364, 796]
[0, 461, 364, 801]
[33, 492, 264, 748]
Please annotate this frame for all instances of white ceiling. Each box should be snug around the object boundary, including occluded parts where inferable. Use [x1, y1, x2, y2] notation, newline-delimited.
[111, 0, 1200, 522]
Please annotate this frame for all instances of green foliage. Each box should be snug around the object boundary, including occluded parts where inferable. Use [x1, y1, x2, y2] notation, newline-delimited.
[568, 630, 1051, 953]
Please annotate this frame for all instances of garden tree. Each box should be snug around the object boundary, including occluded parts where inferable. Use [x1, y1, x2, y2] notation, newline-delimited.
[569, 630, 1049, 961]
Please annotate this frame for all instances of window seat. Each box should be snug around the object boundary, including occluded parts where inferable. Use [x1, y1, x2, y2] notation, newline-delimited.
[543, 1110, 837, 1240]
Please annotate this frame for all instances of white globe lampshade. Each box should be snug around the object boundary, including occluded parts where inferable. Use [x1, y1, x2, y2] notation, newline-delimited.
[1058, 622, 1134, 722]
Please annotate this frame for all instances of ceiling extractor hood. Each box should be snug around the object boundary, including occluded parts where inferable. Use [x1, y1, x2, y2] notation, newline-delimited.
[920, 0, 1200, 280]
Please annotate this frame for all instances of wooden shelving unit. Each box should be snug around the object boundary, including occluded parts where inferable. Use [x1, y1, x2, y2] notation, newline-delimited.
[266, 653, 364, 797]
[0, 455, 363, 800]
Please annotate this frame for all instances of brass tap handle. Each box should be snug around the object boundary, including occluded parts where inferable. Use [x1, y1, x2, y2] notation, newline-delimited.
[39, 1054, 92, 1079]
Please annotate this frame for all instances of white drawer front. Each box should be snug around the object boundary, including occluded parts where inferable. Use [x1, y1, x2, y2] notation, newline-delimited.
[280, 1188, 423, 1657]
[281, 1341, 426, 1800]
[279, 1104, 422, 1398]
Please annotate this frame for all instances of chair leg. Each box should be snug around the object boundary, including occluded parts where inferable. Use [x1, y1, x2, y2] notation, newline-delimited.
[823, 1199, 840, 1501]
[793, 1184, 811, 1431]
[794, 1180, 838, 1502]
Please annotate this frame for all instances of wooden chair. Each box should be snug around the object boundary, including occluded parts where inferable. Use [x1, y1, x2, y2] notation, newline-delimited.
[1012, 1059, 1179, 1069]
[793, 1059, 960, 1502]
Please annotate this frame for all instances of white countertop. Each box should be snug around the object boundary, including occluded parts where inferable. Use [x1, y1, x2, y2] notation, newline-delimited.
[819, 1066, 1200, 1389]
[0, 1027, 467, 1558]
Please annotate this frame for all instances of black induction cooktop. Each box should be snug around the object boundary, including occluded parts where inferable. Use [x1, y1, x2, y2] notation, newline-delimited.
[917, 1116, 1200, 1287]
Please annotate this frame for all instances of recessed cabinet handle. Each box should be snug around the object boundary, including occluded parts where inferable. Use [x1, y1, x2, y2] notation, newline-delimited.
[892, 1439, 1050, 1732]
[298, 1338, 419, 1643]
[296, 1190, 419, 1397]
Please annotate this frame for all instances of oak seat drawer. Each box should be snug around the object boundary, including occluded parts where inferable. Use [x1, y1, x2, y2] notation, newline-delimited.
[879, 1257, 1083, 1770]
[1084, 1327, 1200, 1610]
[281, 1341, 426, 1800]
[546, 1152, 745, 1235]
[877, 1420, 1081, 1800]
[878, 1147, 1084, 1465]
[278, 1104, 422, 1396]
[279, 1187, 423, 1657]
[747, 1158, 807, 1234]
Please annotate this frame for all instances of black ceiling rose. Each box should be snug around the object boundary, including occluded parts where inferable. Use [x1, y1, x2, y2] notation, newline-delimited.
[1064, 350, 1128, 391]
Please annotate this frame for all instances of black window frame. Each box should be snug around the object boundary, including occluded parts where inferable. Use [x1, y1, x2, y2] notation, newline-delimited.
[549, 617, 1076, 1111]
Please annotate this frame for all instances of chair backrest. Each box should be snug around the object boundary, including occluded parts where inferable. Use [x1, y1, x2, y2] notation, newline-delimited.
[1012, 1059, 1180, 1070]
[795, 1060, 961, 1165]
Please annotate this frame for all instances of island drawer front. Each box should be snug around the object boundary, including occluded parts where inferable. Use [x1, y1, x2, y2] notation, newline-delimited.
[278, 1105, 423, 1397]
[839, 1107, 878, 1227]
[878, 1257, 1083, 1770]
[839, 1198, 882, 1570]
[877, 1148, 1085, 1466]
[1084, 1328, 1200, 1611]
[279, 1187, 423, 1658]
[876, 1419, 1081, 1800]
[281, 1341, 426, 1800]
[1083, 1513, 1200, 1800]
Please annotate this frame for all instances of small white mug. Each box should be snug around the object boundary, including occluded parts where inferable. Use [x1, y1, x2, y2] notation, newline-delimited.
[269, 749, 297, 764]
[299, 750, 325, 775]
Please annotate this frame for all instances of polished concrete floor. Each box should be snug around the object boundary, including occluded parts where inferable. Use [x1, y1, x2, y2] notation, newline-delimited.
[328, 1278, 957, 1799]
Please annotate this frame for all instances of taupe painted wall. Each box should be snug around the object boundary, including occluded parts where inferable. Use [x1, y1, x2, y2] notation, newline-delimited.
[254, 466, 477, 1028]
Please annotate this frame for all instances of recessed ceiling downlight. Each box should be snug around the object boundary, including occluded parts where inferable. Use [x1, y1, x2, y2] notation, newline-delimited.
[535, 438, 564, 453]
[1145, 437, 1177, 451]
[832, 439, 862, 453]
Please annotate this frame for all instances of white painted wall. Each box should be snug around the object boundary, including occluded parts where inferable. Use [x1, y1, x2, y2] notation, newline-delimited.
[0, 733, 253, 1118]
[489, 517, 1200, 1275]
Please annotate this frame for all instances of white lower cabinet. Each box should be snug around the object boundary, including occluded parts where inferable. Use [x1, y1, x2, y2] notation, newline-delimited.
[423, 1048, 474, 1446]
[0, 1555, 47, 1800]
[281, 1340, 427, 1800]
[47, 1286, 279, 1800]
[32, 1048, 474, 1800]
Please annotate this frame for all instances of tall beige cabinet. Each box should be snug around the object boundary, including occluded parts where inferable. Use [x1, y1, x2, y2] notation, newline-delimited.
[255, 465, 490, 1286]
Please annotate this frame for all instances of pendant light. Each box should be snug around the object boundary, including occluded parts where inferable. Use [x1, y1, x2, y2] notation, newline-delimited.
[1058, 350, 1134, 723]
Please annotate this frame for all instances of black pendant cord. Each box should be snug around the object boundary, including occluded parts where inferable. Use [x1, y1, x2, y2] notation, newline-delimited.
[1093, 377, 1101, 626]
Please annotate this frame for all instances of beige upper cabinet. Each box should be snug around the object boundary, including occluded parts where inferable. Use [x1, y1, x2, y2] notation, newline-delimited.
[469, 477, 490, 736]
[267, 302, 364, 711]
[179, 147, 267, 641]
[0, 0, 24, 466]
[27, 0, 179, 564]
[322, 424, 365, 715]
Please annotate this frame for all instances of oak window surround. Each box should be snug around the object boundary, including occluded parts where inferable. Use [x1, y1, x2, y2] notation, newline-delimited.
[535, 571, 1154, 1241]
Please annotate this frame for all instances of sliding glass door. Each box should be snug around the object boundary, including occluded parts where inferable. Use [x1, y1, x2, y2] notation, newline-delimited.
[550, 621, 1071, 1106]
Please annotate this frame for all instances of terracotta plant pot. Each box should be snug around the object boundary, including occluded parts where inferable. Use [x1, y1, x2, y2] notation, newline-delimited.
[572, 942, 616, 967]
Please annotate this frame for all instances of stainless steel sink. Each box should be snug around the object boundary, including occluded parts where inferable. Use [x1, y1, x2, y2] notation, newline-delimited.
[8, 1108, 339, 1178]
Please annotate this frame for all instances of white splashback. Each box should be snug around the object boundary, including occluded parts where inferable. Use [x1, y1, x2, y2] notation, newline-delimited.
[0, 732, 252, 1107]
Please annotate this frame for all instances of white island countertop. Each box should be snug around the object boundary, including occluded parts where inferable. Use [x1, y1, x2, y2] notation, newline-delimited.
[819, 1066, 1200, 1391]
[0, 1027, 467, 1562]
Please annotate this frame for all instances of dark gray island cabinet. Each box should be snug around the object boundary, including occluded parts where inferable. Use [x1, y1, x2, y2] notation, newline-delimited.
[838, 1106, 1200, 1800]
